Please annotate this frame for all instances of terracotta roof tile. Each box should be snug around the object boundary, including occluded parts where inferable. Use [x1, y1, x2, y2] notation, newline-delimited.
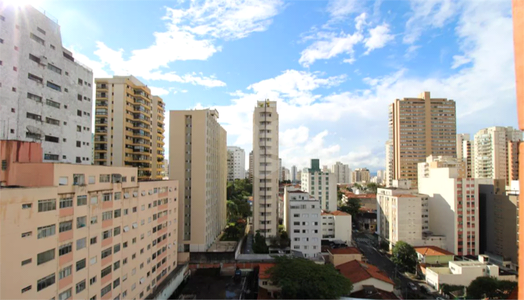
[328, 247, 362, 255]
[321, 210, 350, 216]
[414, 246, 454, 256]
[258, 263, 275, 279]
[336, 260, 394, 285]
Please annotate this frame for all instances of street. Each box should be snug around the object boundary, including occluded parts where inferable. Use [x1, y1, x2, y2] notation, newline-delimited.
[353, 233, 435, 299]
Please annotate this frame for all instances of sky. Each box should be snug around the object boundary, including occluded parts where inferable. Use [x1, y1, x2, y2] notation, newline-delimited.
[31, 0, 517, 171]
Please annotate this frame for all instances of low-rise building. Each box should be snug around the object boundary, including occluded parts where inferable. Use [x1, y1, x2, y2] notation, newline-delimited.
[328, 247, 362, 266]
[426, 256, 517, 291]
[320, 211, 352, 245]
[414, 246, 454, 265]
[336, 260, 394, 293]
[258, 263, 280, 299]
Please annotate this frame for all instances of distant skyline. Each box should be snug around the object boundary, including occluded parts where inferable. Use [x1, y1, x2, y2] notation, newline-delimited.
[32, 0, 518, 172]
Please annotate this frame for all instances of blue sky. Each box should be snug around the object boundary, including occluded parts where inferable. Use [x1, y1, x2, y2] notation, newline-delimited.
[34, 0, 517, 171]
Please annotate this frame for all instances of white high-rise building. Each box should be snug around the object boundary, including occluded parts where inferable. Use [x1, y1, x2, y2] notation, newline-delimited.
[291, 165, 297, 183]
[0, 5, 93, 164]
[227, 146, 246, 181]
[283, 187, 321, 258]
[301, 159, 337, 212]
[473, 127, 522, 182]
[253, 100, 279, 238]
[385, 140, 394, 187]
[331, 162, 351, 184]
[248, 150, 254, 182]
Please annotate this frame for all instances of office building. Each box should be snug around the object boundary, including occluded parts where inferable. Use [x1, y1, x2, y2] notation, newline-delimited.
[94, 76, 165, 180]
[301, 159, 337, 212]
[418, 156, 492, 256]
[388, 91, 457, 187]
[331, 162, 351, 184]
[169, 109, 227, 253]
[283, 187, 321, 258]
[253, 100, 279, 238]
[352, 168, 370, 184]
[456, 134, 474, 178]
[227, 146, 245, 181]
[248, 151, 254, 183]
[0, 140, 178, 300]
[0, 5, 93, 164]
[377, 180, 446, 250]
[473, 126, 522, 184]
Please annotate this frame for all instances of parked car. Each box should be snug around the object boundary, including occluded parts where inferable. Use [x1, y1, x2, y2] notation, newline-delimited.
[408, 282, 418, 291]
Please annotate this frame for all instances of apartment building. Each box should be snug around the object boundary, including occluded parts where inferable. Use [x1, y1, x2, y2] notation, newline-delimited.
[0, 5, 93, 164]
[385, 140, 394, 187]
[0, 140, 178, 300]
[253, 100, 279, 238]
[320, 211, 352, 245]
[227, 146, 245, 181]
[456, 134, 473, 178]
[331, 162, 351, 184]
[508, 140, 520, 185]
[283, 187, 321, 258]
[93, 76, 165, 181]
[473, 126, 522, 184]
[301, 159, 337, 212]
[418, 156, 492, 256]
[248, 151, 254, 183]
[388, 91, 457, 187]
[291, 166, 297, 183]
[352, 168, 370, 184]
[169, 109, 227, 253]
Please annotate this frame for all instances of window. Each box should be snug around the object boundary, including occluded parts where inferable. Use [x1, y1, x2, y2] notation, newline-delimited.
[37, 273, 55, 291]
[28, 72, 44, 83]
[101, 266, 112, 278]
[102, 230, 112, 240]
[21, 285, 31, 293]
[89, 176, 96, 184]
[45, 135, 59, 143]
[76, 280, 86, 294]
[102, 193, 112, 202]
[27, 92, 42, 102]
[21, 258, 32, 266]
[101, 284, 111, 297]
[102, 211, 113, 221]
[77, 238, 86, 250]
[100, 174, 110, 183]
[113, 278, 120, 288]
[59, 221, 73, 233]
[59, 243, 72, 256]
[114, 243, 121, 253]
[59, 197, 73, 209]
[76, 141, 81, 147]
[91, 196, 98, 204]
[77, 195, 87, 206]
[77, 110, 82, 116]
[91, 216, 98, 224]
[48, 64, 62, 74]
[114, 192, 121, 200]
[101, 247, 112, 259]
[26, 112, 41, 121]
[47, 81, 62, 91]
[37, 224, 56, 239]
[76, 258, 86, 271]
[37, 249, 55, 265]
[114, 227, 121, 236]
[59, 265, 72, 279]
[114, 261, 120, 271]
[30, 33, 45, 45]
[90, 276, 97, 285]
[77, 216, 87, 228]
[114, 209, 121, 218]
[59, 288, 72, 300]
[37, 27, 46, 35]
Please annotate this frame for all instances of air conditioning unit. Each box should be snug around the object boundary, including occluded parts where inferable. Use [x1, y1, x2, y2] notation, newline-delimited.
[133, 192, 138, 197]
[124, 193, 130, 199]
[169, 188, 172, 192]
[141, 191, 146, 196]
[148, 191, 153, 195]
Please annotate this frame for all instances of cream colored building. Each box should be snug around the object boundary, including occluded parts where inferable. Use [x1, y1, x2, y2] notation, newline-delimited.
[473, 126, 522, 184]
[94, 76, 165, 180]
[0, 140, 178, 300]
[169, 109, 227, 253]
[320, 211, 352, 244]
[352, 168, 371, 184]
[253, 100, 279, 238]
[301, 159, 337, 212]
[331, 162, 351, 184]
[456, 133, 473, 178]
[388, 91, 457, 188]
[418, 156, 492, 256]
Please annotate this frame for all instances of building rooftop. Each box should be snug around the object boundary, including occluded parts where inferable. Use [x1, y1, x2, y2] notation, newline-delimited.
[328, 247, 362, 255]
[258, 263, 276, 279]
[321, 211, 350, 216]
[349, 288, 399, 300]
[336, 260, 394, 285]
[414, 246, 454, 256]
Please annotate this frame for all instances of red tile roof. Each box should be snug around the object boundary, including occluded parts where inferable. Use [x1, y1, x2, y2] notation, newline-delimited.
[414, 246, 454, 256]
[336, 260, 394, 285]
[328, 247, 362, 255]
[321, 210, 350, 216]
[350, 288, 399, 300]
[258, 263, 275, 279]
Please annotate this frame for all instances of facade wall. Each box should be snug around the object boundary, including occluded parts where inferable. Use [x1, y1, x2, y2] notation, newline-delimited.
[418, 254, 454, 265]
[227, 146, 245, 181]
[0, 5, 93, 164]
[331, 162, 351, 184]
[329, 253, 362, 267]
[253, 101, 279, 238]
[320, 213, 352, 244]
[284, 191, 321, 257]
[301, 169, 337, 211]
[0, 164, 178, 300]
[169, 109, 227, 253]
[389, 92, 457, 188]
[352, 168, 370, 184]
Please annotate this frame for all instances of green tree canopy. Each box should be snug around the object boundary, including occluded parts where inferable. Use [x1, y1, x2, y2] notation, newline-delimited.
[226, 179, 253, 222]
[366, 182, 378, 193]
[467, 277, 517, 299]
[391, 241, 417, 273]
[253, 230, 269, 254]
[268, 256, 353, 299]
[340, 198, 361, 218]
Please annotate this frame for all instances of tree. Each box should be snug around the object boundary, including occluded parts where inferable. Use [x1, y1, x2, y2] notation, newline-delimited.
[467, 277, 517, 299]
[366, 182, 378, 193]
[268, 256, 353, 299]
[253, 230, 269, 254]
[279, 231, 290, 249]
[340, 198, 361, 218]
[391, 241, 417, 273]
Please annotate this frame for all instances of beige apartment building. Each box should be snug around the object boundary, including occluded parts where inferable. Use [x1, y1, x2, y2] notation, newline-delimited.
[94, 76, 165, 181]
[0, 140, 178, 300]
[387, 92, 457, 188]
[473, 126, 522, 185]
[253, 100, 280, 238]
[169, 109, 227, 254]
[456, 133, 473, 178]
[352, 168, 370, 184]
[508, 140, 520, 185]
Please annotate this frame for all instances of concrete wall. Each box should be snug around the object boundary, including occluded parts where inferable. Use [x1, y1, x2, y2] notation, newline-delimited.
[352, 278, 394, 293]
[329, 253, 362, 267]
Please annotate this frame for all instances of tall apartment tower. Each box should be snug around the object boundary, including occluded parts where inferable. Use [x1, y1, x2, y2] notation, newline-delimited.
[94, 76, 165, 180]
[456, 134, 473, 178]
[227, 146, 245, 181]
[248, 151, 254, 182]
[388, 91, 457, 187]
[473, 126, 522, 185]
[253, 100, 279, 238]
[331, 162, 351, 184]
[291, 165, 297, 183]
[352, 168, 371, 184]
[385, 140, 394, 187]
[301, 159, 337, 212]
[169, 109, 227, 253]
[0, 5, 93, 164]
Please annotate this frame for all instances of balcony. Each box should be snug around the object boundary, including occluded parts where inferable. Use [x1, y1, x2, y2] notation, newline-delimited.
[97, 83, 108, 90]
[95, 146, 108, 151]
[96, 101, 108, 108]
[95, 129, 108, 134]
[134, 97, 151, 108]
[96, 92, 108, 98]
[95, 136, 108, 142]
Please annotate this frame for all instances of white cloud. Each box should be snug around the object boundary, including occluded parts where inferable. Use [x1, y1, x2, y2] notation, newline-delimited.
[364, 24, 394, 54]
[326, 0, 361, 21]
[143, 71, 226, 88]
[403, 0, 458, 44]
[149, 86, 170, 96]
[299, 30, 363, 67]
